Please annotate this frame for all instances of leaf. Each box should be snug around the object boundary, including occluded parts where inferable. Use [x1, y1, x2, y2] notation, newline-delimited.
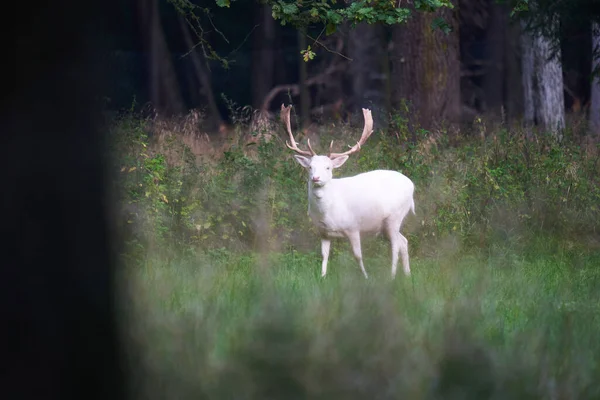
[281, 2, 298, 15]
[510, 0, 529, 17]
[326, 22, 336, 35]
[431, 17, 452, 34]
[215, 0, 230, 8]
[326, 10, 343, 25]
[300, 45, 316, 62]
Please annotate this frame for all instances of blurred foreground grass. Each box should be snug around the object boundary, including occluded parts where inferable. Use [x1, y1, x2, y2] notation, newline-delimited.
[121, 236, 600, 399]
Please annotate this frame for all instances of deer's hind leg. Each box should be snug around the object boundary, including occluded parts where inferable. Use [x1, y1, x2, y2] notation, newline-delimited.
[384, 217, 410, 278]
[321, 238, 331, 277]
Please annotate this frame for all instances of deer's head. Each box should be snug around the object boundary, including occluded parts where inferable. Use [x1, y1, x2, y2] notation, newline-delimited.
[281, 104, 373, 187]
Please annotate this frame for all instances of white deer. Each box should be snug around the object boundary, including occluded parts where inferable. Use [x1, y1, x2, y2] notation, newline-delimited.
[281, 104, 416, 279]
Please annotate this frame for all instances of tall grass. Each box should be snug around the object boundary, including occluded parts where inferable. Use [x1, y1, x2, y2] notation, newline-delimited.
[109, 109, 600, 399]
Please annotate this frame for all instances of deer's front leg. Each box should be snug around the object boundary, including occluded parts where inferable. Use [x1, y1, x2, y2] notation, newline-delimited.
[321, 238, 331, 277]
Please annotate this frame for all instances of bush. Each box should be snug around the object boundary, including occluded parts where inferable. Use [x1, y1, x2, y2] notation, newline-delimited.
[108, 109, 600, 260]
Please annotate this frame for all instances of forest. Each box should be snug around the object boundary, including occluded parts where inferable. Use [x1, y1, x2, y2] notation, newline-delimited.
[99, 1, 600, 398]
[109, 0, 600, 136]
[5, 0, 600, 398]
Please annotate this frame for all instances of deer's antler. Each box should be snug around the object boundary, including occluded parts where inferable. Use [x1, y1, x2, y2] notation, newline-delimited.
[328, 108, 374, 159]
[281, 104, 316, 157]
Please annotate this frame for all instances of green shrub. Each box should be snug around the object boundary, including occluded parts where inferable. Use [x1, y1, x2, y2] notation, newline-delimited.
[108, 108, 600, 261]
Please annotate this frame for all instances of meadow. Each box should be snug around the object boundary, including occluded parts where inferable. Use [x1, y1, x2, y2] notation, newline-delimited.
[110, 106, 600, 399]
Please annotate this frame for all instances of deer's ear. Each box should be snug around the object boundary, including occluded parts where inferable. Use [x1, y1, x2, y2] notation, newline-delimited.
[331, 155, 349, 169]
[293, 155, 311, 169]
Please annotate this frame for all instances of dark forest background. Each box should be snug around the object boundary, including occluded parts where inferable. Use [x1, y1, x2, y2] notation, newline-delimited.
[105, 0, 600, 138]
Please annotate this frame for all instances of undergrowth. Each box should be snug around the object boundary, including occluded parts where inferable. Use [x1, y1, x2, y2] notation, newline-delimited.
[108, 108, 600, 259]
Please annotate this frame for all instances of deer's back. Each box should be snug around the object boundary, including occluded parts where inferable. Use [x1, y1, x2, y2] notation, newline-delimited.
[319, 170, 414, 233]
[335, 169, 413, 202]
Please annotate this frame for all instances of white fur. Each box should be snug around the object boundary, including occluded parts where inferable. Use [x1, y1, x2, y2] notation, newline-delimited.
[294, 154, 415, 279]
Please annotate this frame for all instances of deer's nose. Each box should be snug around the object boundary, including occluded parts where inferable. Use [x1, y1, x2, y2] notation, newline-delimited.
[312, 176, 320, 182]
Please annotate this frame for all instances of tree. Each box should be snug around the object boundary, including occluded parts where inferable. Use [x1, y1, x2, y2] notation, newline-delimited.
[512, 0, 600, 136]
[520, 15, 565, 137]
[348, 22, 386, 126]
[252, 4, 277, 110]
[178, 15, 224, 130]
[391, 1, 461, 131]
[482, 0, 507, 118]
[4, 0, 127, 396]
[138, 0, 185, 116]
[172, 0, 455, 62]
[591, 23, 600, 136]
[168, 0, 456, 127]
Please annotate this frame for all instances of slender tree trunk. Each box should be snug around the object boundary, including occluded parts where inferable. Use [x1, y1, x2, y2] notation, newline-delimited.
[482, 1, 506, 118]
[348, 23, 386, 127]
[535, 22, 565, 136]
[391, 2, 461, 132]
[138, 0, 184, 116]
[149, 0, 160, 110]
[382, 33, 393, 128]
[251, 4, 275, 110]
[178, 15, 223, 131]
[521, 17, 565, 138]
[298, 29, 310, 128]
[521, 20, 535, 127]
[590, 22, 600, 136]
[505, 17, 524, 121]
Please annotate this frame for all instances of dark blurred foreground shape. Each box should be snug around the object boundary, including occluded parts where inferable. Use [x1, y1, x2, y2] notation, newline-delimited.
[1, 0, 127, 398]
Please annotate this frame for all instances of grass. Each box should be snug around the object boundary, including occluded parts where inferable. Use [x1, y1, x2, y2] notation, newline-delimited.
[110, 109, 600, 399]
[121, 235, 600, 399]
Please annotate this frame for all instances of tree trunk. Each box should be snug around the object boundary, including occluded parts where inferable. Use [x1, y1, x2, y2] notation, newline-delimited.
[298, 29, 310, 128]
[534, 22, 565, 136]
[520, 20, 535, 127]
[251, 4, 276, 110]
[348, 23, 386, 127]
[505, 17, 524, 121]
[590, 22, 600, 136]
[138, 0, 184, 116]
[482, 1, 506, 118]
[4, 0, 127, 396]
[521, 17, 565, 137]
[149, 0, 160, 110]
[391, 2, 461, 132]
[178, 15, 223, 131]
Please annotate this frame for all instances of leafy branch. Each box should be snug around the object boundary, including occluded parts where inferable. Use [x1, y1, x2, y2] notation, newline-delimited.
[170, 0, 455, 64]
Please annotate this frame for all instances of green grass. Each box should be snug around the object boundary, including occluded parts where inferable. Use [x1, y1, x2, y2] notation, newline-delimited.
[122, 237, 600, 399]
[110, 110, 600, 398]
